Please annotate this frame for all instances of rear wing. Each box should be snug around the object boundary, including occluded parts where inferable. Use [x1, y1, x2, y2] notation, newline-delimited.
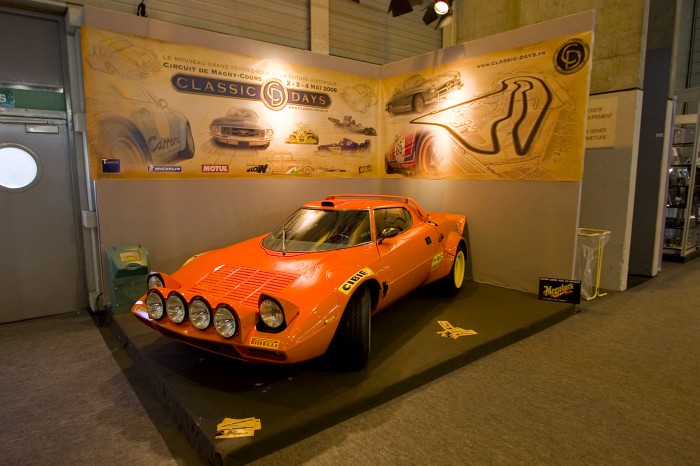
[325, 194, 429, 219]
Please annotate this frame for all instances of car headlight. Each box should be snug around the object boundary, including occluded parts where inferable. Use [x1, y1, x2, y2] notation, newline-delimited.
[189, 298, 211, 330]
[147, 273, 164, 289]
[146, 291, 164, 320]
[265, 129, 273, 138]
[210, 124, 220, 134]
[166, 293, 187, 324]
[214, 305, 237, 338]
[259, 298, 284, 329]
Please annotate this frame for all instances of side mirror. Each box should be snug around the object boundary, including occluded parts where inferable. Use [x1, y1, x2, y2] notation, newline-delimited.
[378, 227, 399, 244]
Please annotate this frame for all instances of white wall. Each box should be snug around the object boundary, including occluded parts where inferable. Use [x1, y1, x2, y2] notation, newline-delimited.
[579, 90, 643, 291]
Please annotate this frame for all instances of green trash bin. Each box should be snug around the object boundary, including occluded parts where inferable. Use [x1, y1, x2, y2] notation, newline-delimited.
[106, 244, 150, 314]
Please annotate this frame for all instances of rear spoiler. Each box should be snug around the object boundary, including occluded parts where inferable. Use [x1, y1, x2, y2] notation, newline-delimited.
[325, 194, 429, 219]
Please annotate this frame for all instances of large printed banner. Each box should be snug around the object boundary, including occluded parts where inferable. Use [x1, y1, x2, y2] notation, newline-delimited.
[82, 27, 380, 179]
[383, 34, 592, 181]
[82, 26, 591, 181]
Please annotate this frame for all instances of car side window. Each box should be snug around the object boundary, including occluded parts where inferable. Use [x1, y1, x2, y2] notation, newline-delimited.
[374, 207, 412, 238]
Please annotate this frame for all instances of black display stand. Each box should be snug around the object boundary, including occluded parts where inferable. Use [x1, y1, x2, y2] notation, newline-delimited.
[112, 281, 574, 465]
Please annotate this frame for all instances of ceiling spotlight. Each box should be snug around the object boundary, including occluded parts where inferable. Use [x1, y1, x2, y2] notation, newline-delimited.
[423, 0, 453, 28]
[433, 0, 450, 15]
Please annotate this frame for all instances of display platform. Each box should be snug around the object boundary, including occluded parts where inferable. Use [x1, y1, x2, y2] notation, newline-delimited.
[111, 281, 574, 466]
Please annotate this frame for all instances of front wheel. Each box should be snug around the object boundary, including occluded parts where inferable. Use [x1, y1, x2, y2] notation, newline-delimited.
[178, 123, 195, 159]
[441, 244, 467, 294]
[330, 286, 371, 370]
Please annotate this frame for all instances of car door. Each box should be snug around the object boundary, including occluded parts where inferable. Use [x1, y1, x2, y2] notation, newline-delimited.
[374, 207, 441, 305]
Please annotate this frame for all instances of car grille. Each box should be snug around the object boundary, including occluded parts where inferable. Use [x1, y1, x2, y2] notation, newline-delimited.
[221, 127, 263, 137]
[188, 265, 298, 307]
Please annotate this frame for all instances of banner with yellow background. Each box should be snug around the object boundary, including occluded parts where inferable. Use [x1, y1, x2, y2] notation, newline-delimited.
[82, 26, 380, 179]
[82, 27, 591, 181]
[382, 34, 592, 181]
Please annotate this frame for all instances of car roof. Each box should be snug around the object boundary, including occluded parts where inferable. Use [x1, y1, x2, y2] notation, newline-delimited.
[304, 194, 428, 218]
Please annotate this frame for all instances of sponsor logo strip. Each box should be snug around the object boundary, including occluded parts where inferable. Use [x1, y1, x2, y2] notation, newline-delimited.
[249, 337, 280, 349]
[338, 267, 373, 295]
[431, 252, 444, 269]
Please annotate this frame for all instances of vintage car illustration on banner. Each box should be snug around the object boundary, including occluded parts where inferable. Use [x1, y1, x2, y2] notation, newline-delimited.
[210, 107, 274, 149]
[285, 124, 319, 144]
[340, 83, 377, 113]
[88, 82, 195, 168]
[385, 130, 445, 177]
[318, 138, 371, 155]
[328, 115, 377, 135]
[385, 71, 463, 115]
[131, 194, 468, 368]
[247, 151, 316, 176]
[85, 38, 160, 79]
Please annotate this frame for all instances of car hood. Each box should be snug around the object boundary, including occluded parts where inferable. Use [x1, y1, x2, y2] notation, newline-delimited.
[171, 235, 372, 309]
[119, 47, 157, 65]
[212, 115, 265, 127]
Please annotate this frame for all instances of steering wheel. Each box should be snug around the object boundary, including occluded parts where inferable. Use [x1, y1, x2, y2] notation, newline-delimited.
[329, 234, 350, 245]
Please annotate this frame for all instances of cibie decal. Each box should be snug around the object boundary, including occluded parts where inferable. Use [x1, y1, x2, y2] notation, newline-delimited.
[338, 267, 373, 295]
[249, 337, 280, 350]
[431, 252, 444, 269]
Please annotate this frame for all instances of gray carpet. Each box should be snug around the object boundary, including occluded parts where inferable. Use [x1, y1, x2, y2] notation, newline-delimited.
[1, 258, 698, 465]
[249, 259, 700, 465]
[0, 311, 178, 466]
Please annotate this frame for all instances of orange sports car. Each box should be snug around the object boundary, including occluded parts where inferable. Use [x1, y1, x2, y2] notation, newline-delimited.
[131, 194, 467, 369]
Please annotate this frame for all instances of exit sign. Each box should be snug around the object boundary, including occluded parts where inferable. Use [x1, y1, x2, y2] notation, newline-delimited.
[0, 88, 15, 108]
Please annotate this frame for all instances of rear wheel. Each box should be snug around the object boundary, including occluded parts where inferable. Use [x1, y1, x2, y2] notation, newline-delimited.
[441, 244, 467, 294]
[331, 286, 371, 370]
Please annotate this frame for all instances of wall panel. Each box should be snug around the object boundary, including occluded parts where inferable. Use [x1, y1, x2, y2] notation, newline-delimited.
[329, 0, 442, 64]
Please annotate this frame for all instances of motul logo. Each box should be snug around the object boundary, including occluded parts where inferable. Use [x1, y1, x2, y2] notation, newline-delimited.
[202, 164, 229, 173]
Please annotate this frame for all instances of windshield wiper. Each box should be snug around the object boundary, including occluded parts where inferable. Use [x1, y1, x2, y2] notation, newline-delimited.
[282, 223, 287, 256]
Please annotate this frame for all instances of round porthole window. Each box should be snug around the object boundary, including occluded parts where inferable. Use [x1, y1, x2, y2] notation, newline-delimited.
[0, 144, 41, 191]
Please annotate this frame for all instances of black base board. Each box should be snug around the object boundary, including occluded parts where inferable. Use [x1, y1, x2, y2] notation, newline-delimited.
[111, 281, 574, 465]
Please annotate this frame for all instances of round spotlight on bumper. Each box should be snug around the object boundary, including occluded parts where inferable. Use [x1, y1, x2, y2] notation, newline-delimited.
[166, 293, 187, 323]
[214, 305, 237, 338]
[189, 298, 211, 330]
[145, 291, 165, 320]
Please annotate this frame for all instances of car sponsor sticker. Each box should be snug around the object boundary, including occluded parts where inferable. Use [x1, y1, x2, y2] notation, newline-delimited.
[431, 252, 443, 269]
[202, 164, 229, 173]
[338, 267, 373, 295]
[249, 337, 280, 349]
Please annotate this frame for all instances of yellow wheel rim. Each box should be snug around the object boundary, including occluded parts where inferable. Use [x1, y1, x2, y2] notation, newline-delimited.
[453, 250, 465, 289]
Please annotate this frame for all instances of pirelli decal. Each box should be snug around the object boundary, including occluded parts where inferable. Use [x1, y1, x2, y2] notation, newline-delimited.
[431, 252, 444, 269]
[249, 337, 280, 350]
[338, 267, 373, 295]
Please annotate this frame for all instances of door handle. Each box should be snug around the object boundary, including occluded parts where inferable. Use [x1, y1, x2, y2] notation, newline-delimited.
[25, 124, 59, 134]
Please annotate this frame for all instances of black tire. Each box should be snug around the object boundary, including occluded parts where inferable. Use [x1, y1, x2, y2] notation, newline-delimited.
[100, 122, 150, 166]
[418, 132, 441, 177]
[412, 94, 426, 113]
[441, 244, 467, 294]
[178, 123, 195, 159]
[332, 286, 371, 370]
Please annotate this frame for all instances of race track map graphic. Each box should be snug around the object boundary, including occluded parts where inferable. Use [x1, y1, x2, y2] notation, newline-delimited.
[383, 36, 591, 181]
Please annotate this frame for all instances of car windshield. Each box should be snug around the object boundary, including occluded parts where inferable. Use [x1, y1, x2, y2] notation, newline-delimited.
[262, 208, 372, 252]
